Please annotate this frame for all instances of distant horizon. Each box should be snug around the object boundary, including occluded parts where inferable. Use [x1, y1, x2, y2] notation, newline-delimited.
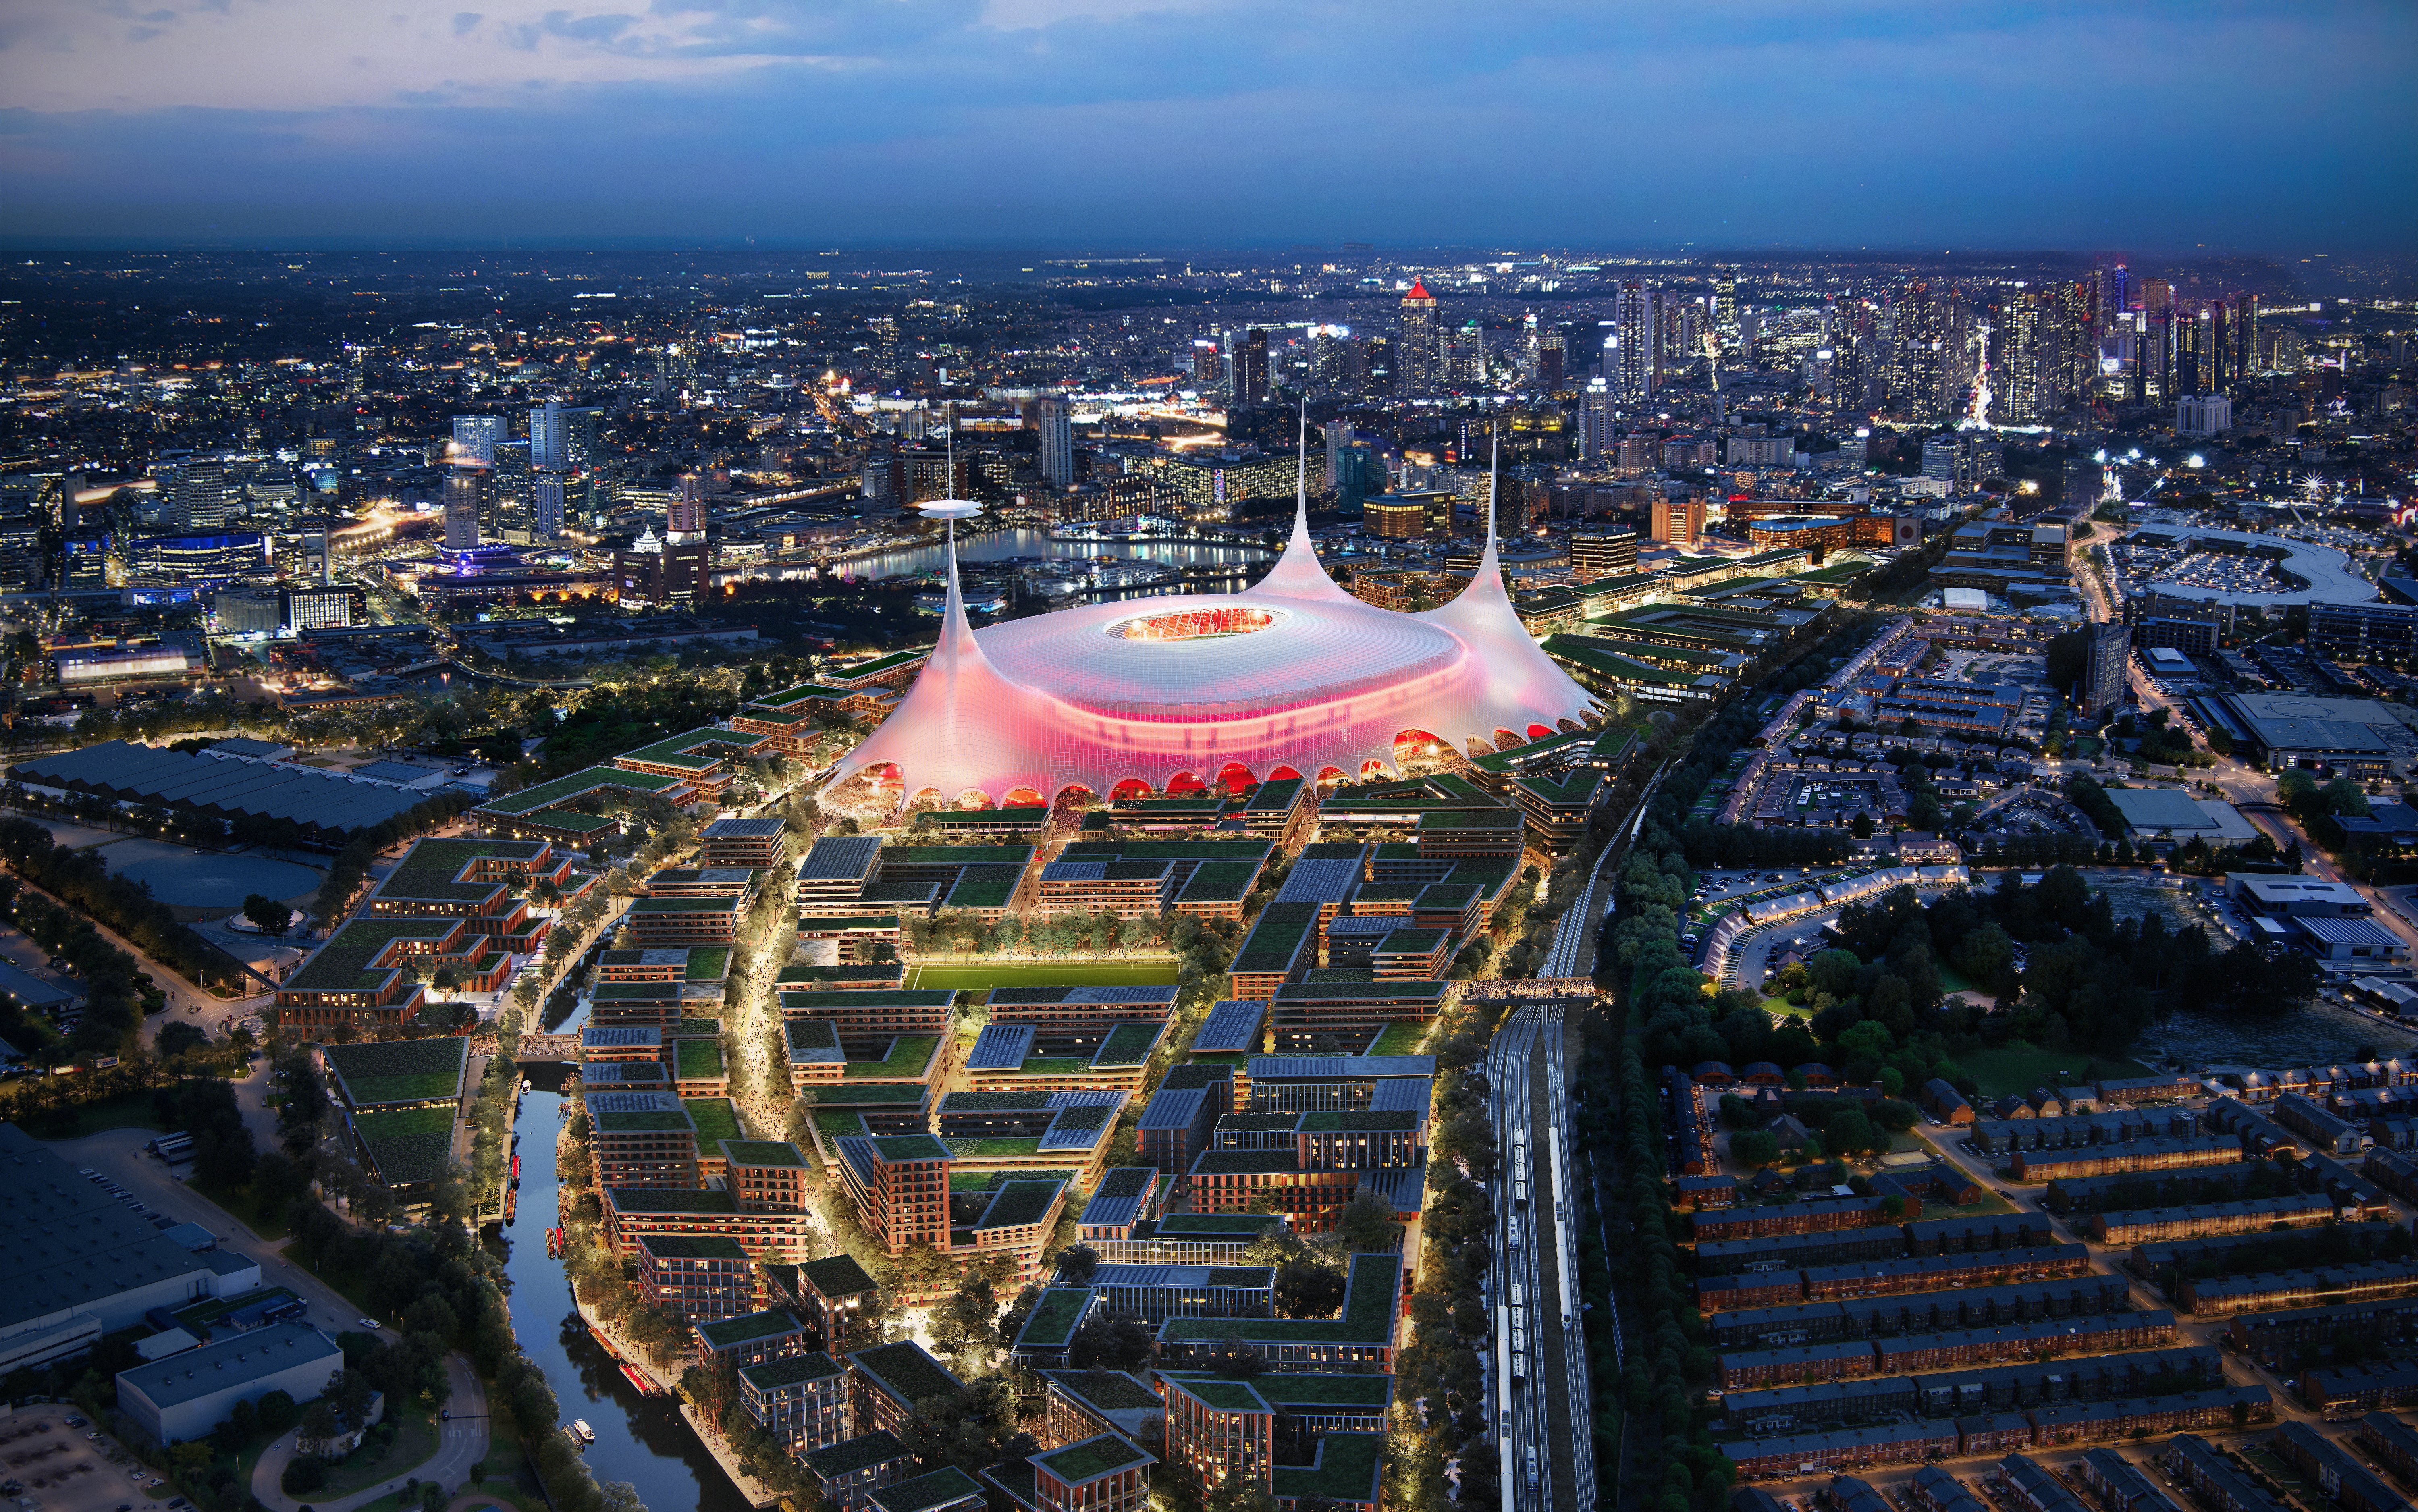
[0, 237, 2361, 264]
[2, 2, 2408, 254]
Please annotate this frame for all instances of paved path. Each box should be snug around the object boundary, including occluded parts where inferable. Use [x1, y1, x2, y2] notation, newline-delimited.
[251, 1353, 489, 1512]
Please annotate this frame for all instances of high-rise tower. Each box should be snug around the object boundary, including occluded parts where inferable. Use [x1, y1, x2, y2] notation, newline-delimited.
[1398, 280, 1440, 393]
[1612, 280, 1656, 405]
[1035, 398, 1074, 490]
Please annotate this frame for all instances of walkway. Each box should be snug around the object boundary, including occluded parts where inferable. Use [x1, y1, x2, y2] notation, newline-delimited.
[251, 1353, 490, 1512]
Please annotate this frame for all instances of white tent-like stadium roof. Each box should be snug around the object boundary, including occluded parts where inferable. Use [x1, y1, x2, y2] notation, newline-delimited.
[833, 470, 1602, 806]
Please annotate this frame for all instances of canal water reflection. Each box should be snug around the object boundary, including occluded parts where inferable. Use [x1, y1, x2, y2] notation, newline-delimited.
[503, 1069, 748, 1512]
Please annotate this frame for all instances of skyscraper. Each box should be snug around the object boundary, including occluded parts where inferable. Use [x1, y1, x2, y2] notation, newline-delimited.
[1578, 380, 1614, 461]
[1397, 280, 1439, 393]
[451, 415, 504, 466]
[1714, 269, 1738, 336]
[2001, 292, 2043, 425]
[669, 473, 704, 538]
[1035, 398, 1074, 490]
[1236, 329, 1270, 406]
[529, 399, 568, 471]
[2081, 621, 2129, 716]
[443, 467, 484, 552]
[176, 460, 231, 532]
[1892, 281, 1946, 423]
[1191, 340, 1220, 391]
[1612, 280, 1656, 405]
[532, 476, 565, 542]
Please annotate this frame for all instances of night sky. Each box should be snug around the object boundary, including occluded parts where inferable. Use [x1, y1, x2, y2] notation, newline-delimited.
[0, 0, 2410, 249]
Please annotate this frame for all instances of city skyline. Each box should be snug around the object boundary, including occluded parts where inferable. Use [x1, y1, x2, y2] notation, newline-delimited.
[0, 0, 2411, 249]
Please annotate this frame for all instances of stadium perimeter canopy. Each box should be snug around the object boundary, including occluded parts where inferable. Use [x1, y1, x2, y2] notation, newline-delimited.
[833, 486, 1602, 807]
[8, 740, 437, 839]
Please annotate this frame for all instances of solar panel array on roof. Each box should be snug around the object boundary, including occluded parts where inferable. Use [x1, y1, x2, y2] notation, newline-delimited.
[797, 837, 885, 882]
[1248, 1055, 1438, 1080]
[1041, 860, 1108, 881]
[1275, 858, 1363, 905]
[1139, 1087, 1209, 1128]
[1194, 1000, 1267, 1054]
[1039, 1113, 1113, 1150]
[1048, 1089, 1126, 1109]
[1371, 1078, 1434, 1115]
[966, 1023, 1036, 1070]
[1078, 1167, 1159, 1230]
[11, 740, 432, 836]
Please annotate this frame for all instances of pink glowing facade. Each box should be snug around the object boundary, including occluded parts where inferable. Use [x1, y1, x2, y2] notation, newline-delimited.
[833, 497, 1600, 806]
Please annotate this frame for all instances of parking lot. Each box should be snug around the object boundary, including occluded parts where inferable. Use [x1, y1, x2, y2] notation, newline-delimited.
[0, 1407, 174, 1512]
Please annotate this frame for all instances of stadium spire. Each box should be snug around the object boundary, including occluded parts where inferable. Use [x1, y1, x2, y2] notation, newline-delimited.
[1246, 397, 1353, 604]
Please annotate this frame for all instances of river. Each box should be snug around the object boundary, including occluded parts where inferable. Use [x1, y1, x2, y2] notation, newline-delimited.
[829, 526, 1273, 582]
[501, 1068, 750, 1512]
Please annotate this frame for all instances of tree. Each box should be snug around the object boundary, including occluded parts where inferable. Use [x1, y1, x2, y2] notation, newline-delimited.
[1331, 1190, 1398, 1256]
[1271, 1258, 1347, 1318]
[1056, 1244, 1100, 1286]
[1729, 1130, 1780, 1169]
[1823, 1110, 1878, 1159]
[243, 893, 292, 935]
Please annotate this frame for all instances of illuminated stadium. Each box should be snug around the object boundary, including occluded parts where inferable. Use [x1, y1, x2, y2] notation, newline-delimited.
[833, 492, 1602, 808]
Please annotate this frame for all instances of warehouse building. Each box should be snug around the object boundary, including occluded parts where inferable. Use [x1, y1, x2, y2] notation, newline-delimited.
[116, 1323, 344, 1445]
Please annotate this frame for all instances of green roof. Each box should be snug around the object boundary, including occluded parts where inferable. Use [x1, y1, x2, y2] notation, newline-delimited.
[1160, 1253, 1399, 1345]
[974, 1178, 1065, 1231]
[686, 947, 732, 979]
[1044, 1370, 1162, 1412]
[1178, 860, 1262, 902]
[698, 1309, 806, 1348]
[803, 1430, 911, 1478]
[1299, 1109, 1421, 1132]
[1034, 1435, 1148, 1485]
[871, 1467, 983, 1512]
[946, 865, 1026, 910]
[1167, 1377, 1267, 1410]
[797, 1254, 880, 1298]
[721, 1139, 805, 1168]
[850, 1341, 963, 1407]
[617, 726, 748, 772]
[848, 1035, 941, 1080]
[810, 1082, 930, 1106]
[629, 895, 745, 914]
[739, 1351, 845, 1390]
[830, 649, 926, 678]
[1233, 901, 1320, 974]
[638, 1234, 747, 1260]
[1151, 1212, 1283, 1234]
[591, 1103, 696, 1134]
[323, 1037, 467, 1107]
[1016, 1288, 1094, 1349]
[945, 1136, 1043, 1158]
[479, 764, 681, 815]
[676, 1037, 725, 1079]
[1094, 1022, 1163, 1066]
[1271, 1433, 1383, 1504]
[352, 1104, 455, 1185]
[870, 1133, 951, 1162]
[684, 1097, 742, 1146]
[285, 917, 456, 992]
[607, 1187, 736, 1215]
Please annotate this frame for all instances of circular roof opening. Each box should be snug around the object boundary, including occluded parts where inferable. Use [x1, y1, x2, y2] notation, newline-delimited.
[1108, 606, 1284, 642]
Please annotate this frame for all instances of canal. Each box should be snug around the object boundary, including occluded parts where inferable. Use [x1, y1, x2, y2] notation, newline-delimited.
[502, 1066, 749, 1512]
[830, 525, 1273, 582]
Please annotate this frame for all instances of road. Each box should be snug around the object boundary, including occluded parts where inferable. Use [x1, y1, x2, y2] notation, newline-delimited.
[250, 1353, 489, 1512]
[1487, 1002, 1593, 1512]
[48, 1127, 491, 1505]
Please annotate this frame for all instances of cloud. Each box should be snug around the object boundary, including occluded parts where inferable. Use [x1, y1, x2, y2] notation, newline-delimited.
[0, 1, 2410, 247]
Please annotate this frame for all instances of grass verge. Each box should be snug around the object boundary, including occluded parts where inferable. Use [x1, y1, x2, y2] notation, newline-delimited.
[1960, 1047, 2153, 1099]
[906, 958, 1179, 989]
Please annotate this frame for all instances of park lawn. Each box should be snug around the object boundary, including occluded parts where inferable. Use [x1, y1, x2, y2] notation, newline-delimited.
[470, 1402, 557, 1512]
[1761, 995, 1812, 1020]
[1934, 963, 1981, 997]
[315, 1399, 442, 1496]
[187, 1174, 294, 1242]
[1960, 1047, 2154, 1100]
[908, 958, 1180, 989]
